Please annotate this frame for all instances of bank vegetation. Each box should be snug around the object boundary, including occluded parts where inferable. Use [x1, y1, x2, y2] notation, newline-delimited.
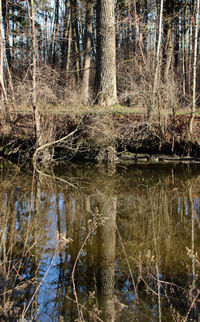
[0, 0, 200, 162]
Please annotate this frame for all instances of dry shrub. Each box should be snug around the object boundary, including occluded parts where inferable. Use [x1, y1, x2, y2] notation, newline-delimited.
[117, 55, 182, 116]
[120, 121, 161, 150]
[10, 65, 80, 108]
[10, 64, 86, 111]
[117, 58, 154, 110]
[84, 113, 117, 148]
[36, 65, 61, 105]
[62, 79, 83, 108]
[11, 65, 65, 109]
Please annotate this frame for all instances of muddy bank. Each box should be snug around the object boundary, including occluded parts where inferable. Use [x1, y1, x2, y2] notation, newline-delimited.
[0, 112, 200, 163]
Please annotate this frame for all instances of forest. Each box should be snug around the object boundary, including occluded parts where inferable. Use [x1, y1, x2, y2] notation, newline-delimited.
[0, 0, 200, 160]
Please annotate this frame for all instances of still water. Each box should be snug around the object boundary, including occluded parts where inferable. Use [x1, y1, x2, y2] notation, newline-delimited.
[0, 160, 200, 321]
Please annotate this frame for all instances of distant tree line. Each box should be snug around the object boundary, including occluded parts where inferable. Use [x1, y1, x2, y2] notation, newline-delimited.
[0, 1, 200, 124]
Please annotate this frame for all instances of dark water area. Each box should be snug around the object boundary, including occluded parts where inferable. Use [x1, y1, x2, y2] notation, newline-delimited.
[0, 160, 200, 321]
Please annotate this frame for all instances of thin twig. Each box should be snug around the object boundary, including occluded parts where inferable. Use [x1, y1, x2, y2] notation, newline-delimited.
[21, 252, 57, 319]
[35, 166, 78, 189]
[183, 292, 199, 322]
[116, 226, 138, 301]
[71, 230, 92, 321]
[65, 295, 104, 322]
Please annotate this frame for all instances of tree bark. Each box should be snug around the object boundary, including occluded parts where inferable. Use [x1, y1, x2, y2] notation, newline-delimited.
[61, 0, 70, 71]
[71, 0, 80, 83]
[163, 1, 175, 83]
[0, 0, 9, 120]
[96, 0, 117, 106]
[82, 2, 94, 105]
[53, 0, 59, 67]
[2, 0, 12, 68]
[147, 0, 163, 119]
[29, 0, 41, 147]
[189, 0, 199, 134]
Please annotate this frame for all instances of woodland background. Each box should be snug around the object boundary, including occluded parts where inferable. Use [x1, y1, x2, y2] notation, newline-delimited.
[0, 0, 200, 135]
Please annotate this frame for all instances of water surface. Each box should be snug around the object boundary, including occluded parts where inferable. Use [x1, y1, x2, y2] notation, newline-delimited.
[0, 161, 200, 321]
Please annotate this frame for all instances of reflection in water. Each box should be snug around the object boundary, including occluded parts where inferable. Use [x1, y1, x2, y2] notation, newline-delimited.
[96, 195, 117, 322]
[0, 161, 200, 321]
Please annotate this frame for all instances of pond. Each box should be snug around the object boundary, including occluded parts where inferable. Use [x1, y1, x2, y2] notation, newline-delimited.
[0, 160, 200, 321]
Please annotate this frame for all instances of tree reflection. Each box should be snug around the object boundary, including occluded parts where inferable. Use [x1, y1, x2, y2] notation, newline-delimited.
[96, 195, 117, 322]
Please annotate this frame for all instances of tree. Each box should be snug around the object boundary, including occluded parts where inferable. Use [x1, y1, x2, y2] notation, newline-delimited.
[189, 0, 200, 134]
[0, 0, 9, 120]
[82, 1, 94, 104]
[96, 0, 117, 106]
[29, 0, 41, 147]
[2, 0, 12, 68]
[162, 0, 175, 83]
[147, 0, 164, 119]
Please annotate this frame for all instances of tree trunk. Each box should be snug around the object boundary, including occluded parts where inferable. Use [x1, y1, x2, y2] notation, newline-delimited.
[96, 0, 117, 106]
[29, 0, 41, 147]
[61, 0, 70, 71]
[189, 0, 199, 134]
[66, 22, 72, 75]
[163, 1, 175, 83]
[0, 0, 9, 121]
[53, 0, 59, 67]
[2, 0, 12, 68]
[182, 2, 188, 96]
[147, 0, 163, 119]
[71, 0, 80, 83]
[82, 2, 94, 105]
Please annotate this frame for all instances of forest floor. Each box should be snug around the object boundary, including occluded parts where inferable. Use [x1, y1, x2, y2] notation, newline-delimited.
[0, 106, 200, 163]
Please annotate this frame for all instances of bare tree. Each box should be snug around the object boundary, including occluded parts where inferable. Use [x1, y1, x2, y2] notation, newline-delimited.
[189, 0, 200, 134]
[0, 0, 9, 120]
[147, 0, 164, 119]
[28, 0, 41, 147]
[82, 1, 94, 105]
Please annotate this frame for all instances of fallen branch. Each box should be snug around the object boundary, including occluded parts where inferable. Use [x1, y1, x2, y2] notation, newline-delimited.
[33, 128, 78, 165]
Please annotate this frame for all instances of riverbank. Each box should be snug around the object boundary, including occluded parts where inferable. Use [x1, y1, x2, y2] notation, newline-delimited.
[0, 109, 200, 163]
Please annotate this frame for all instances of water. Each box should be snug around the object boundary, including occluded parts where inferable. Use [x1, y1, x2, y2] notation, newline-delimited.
[0, 160, 200, 321]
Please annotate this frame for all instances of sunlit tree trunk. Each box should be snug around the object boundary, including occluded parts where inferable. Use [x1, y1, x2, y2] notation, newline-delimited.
[66, 23, 72, 75]
[182, 2, 188, 96]
[0, 0, 9, 120]
[189, 0, 199, 134]
[2, 0, 12, 68]
[97, 0, 117, 106]
[53, 0, 59, 66]
[82, 2, 94, 105]
[163, 1, 174, 83]
[29, 0, 41, 147]
[188, 5, 194, 94]
[61, 0, 70, 72]
[147, 0, 163, 119]
[71, 0, 80, 82]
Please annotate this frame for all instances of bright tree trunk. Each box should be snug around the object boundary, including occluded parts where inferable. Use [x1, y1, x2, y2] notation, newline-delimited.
[82, 2, 94, 105]
[147, 0, 163, 119]
[97, 0, 117, 106]
[2, 0, 12, 68]
[189, 0, 200, 134]
[0, 0, 9, 120]
[30, 0, 41, 147]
